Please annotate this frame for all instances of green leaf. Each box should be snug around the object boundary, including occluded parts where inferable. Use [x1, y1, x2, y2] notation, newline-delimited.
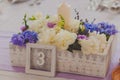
[58, 15, 65, 28]
[29, 16, 36, 20]
[67, 39, 81, 52]
[106, 34, 110, 41]
[77, 22, 89, 36]
[22, 14, 29, 29]
[46, 15, 50, 19]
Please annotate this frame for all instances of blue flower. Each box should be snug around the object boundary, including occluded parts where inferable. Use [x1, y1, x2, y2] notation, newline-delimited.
[84, 22, 99, 32]
[11, 34, 25, 46]
[105, 29, 112, 35]
[99, 28, 105, 34]
[22, 30, 38, 43]
[98, 22, 108, 29]
[112, 29, 118, 35]
[11, 30, 38, 46]
[98, 22, 117, 35]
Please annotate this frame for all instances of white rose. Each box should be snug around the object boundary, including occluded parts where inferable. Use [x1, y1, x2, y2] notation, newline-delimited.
[80, 36, 100, 54]
[54, 29, 77, 50]
[45, 15, 58, 23]
[29, 18, 46, 33]
[38, 29, 56, 45]
[79, 31, 107, 54]
[66, 19, 80, 33]
[97, 34, 107, 53]
[34, 12, 43, 20]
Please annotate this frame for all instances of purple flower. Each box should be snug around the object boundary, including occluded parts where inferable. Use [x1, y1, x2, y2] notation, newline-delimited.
[77, 35, 87, 40]
[11, 34, 25, 46]
[22, 30, 38, 43]
[98, 22, 108, 29]
[47, 22, 56, 28]
[20, 26, 27, 32]
[11, 30, 38, 46]
[112, 29, 118, 35]
[98, 22, 117, 35]
[84, 22, 99, 32]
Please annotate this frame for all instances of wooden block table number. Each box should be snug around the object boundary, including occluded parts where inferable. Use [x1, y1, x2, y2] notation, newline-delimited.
[25, 43, 56, 77]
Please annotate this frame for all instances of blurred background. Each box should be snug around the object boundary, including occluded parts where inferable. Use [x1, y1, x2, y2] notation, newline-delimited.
[0, 0, 120, 33]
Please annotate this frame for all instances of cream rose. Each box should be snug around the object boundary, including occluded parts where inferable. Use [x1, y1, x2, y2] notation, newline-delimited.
[54, 29, 77, 50]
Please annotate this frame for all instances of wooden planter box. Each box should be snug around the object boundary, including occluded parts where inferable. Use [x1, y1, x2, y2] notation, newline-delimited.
[9, 44, 26, 67]
[56, 36, 114, 77]
[9, 36, 114, 77]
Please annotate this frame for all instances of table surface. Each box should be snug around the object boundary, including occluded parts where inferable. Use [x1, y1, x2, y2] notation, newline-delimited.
[0, 0, 120, 80]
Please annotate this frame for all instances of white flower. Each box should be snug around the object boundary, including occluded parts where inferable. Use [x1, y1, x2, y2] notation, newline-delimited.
[38, 29, 56, 45]
[79, 36, 100, 54]
[89, 31, 107, 53]
[34, 12, 43, 20]
[38, 29, 77, 50]
[79, 31, 107, 55]
[89, 31, 98, 36]
[97, 34, 107, 52]
[67, 19, 80, 33]
[29, 18, 46, 33]
[54, 29, 77, 50]
[29, 15, 58, 33]
[45, 15, 58, 23]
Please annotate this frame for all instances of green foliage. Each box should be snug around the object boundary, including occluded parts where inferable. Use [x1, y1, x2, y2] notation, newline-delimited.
[77, 22, 89, 36]
[106, 34, 110, 41]
[67, 39, 81, 52]
[23, 14, 29, 28]
[58, 15, 65, 29]
[46, 15, 50, 19]
[29, 16, 36, 20]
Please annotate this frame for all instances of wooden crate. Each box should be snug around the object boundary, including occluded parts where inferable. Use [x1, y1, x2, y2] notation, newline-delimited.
[9, 43, 26, 67]
[56, 36, 114, 77]
[9, 36, 114, 77]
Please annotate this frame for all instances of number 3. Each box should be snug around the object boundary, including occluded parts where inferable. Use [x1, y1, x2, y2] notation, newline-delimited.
[37, 52, 45, 66]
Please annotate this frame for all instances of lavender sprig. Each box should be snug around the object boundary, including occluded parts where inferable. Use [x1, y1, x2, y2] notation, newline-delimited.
[74, 9, 80, 20]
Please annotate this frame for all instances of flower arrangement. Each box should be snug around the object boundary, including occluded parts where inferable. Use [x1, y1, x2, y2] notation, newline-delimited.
[11, 14, 38, 46]
[9, 3, 118, 77]
[10, 12, 117, 55]
[11, 30, 38, 46]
